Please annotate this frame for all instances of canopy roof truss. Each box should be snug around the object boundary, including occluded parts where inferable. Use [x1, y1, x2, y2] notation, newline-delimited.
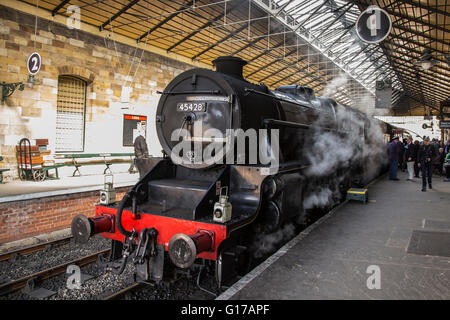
[19, 0, 449, 114]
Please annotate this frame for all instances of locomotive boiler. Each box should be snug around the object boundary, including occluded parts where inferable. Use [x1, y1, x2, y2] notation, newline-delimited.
[71, 56, 384, 287]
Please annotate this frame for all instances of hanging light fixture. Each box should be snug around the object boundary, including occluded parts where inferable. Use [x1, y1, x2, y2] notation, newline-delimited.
[414, 49, 437, 71]
[27, 74, 35, 88]
[421, 60, 433, 70]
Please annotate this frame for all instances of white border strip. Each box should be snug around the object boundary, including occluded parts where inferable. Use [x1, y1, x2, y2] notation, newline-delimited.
[0, 181, 135, 203]
[216, 173, 386, 300]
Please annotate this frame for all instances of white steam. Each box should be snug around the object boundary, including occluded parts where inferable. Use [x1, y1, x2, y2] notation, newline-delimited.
[250, 75, 388, 259]
[250, 223, 296, 259]
[321, 73, 348, 98]
[303, 80, 388, 210]
[302, 187, 333, 210]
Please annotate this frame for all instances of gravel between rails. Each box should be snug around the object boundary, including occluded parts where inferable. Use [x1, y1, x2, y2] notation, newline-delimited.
[130, 272, 221, 300]
[0, 234, 221, 300]
[0, 235, 111, 284]
[0, 231, 292, 300]
[0, 214, 311, 300]
[2, 259, 222, 300]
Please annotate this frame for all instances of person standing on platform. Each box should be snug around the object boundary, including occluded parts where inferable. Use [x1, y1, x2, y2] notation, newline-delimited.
[444, 140, 450, 157]
[444, 152, 450, 181]
[388, 136, 401, 181]
[404, 137, 415, 180]
[418, 137, 437, 192]
[413, 140, 420, 178]
[437, 147, 445, 176]
[398, 139, 406, 172]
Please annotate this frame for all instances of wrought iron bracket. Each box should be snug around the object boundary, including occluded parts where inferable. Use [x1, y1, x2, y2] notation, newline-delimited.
[1, 82, 24, 102]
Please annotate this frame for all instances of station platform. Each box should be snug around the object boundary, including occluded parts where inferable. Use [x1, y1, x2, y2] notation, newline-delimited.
[218, 172, 450, 300]
[0, 171, 139, 203]
[0, 170, 138, 245]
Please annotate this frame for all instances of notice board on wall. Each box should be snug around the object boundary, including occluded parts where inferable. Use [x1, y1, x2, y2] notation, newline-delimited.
[123, 114, 147, 146]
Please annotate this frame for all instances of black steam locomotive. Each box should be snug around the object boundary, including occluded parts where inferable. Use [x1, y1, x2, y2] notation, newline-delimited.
[72, 56, 387, 287]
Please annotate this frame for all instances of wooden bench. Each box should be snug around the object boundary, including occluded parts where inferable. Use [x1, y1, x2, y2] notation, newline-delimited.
[0, 156, 10, 184]
[54, 153, 137, 176]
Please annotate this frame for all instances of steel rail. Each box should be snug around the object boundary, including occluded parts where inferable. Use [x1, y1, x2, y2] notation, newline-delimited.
[100, 282, 143, 300]
[0, 248, 110, 296]
[0, 236, 73, 262]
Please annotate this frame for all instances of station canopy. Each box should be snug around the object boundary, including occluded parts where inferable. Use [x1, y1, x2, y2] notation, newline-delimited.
[21, 0, 450, 115]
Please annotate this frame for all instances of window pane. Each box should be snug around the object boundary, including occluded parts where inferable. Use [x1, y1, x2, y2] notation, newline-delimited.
[56, 76, 86, 152]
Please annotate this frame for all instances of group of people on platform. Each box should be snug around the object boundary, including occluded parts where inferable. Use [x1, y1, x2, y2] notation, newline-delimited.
[388, 136, 450, 192]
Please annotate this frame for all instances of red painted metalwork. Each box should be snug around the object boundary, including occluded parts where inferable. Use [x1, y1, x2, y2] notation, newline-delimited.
[94, 205, 227, 260]
[189, 230, 214, 253]
[91, 214, 114, 234]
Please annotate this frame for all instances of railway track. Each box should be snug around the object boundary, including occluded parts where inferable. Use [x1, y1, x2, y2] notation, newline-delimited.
[100, 282, 144, 300]
[0, 248, 110, 296]
[0, 236, 73, 262]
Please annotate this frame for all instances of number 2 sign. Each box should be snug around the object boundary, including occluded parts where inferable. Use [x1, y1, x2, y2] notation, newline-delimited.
[27, 52, 41, 75]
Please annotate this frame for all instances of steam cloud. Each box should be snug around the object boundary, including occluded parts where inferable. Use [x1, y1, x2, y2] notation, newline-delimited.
[250, 223, 296, 259]
[303, 77, 388, 210]
[250, 75, 388, 259]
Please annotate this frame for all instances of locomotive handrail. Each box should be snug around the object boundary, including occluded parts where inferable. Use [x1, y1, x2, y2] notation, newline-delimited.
[244, 88, 313, 109]
[263, 118, 349, 134]
[263, 118, 311, 130]
[157, 90, 221, 95]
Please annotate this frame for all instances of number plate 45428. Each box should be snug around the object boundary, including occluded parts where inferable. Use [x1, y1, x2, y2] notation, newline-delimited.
[177, 102, 206, 112]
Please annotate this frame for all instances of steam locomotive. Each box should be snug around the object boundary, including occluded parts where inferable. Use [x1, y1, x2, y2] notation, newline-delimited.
[71, 56, 388, 287]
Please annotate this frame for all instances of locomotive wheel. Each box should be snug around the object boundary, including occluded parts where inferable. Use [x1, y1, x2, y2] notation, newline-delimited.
[33, 169, 46, 182]
[235, 246, 253, 276]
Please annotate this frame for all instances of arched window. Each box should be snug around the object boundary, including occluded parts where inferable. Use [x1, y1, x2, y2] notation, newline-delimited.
[56, 76, 86, 152]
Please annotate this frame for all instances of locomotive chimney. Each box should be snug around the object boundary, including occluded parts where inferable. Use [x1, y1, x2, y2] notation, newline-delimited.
[212, 56, 247, 79]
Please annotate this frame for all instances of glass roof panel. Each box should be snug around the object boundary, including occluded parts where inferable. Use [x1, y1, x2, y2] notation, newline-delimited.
[270, 0, 400, 101]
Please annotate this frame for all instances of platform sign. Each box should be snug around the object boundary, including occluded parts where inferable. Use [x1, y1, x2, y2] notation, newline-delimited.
[123, 114, 147, 146]
[356, 6, 392, 44]
[27, 52, 41, 75]
[440, 120, 450, 129]
[375, 79, 392, 108]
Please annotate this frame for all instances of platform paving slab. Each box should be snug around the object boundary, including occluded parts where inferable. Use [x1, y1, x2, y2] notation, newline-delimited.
[220, 172, 450, 300]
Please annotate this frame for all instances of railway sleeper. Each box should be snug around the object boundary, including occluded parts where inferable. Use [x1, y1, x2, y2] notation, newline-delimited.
[23, 278, 56, 299]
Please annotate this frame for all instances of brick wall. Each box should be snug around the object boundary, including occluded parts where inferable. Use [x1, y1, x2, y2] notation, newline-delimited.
[0, 5, 193, 181]
[0, 186, 130, 244]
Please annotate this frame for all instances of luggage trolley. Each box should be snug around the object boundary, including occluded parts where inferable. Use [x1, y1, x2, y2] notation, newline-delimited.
[17, 138, 64, 181]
